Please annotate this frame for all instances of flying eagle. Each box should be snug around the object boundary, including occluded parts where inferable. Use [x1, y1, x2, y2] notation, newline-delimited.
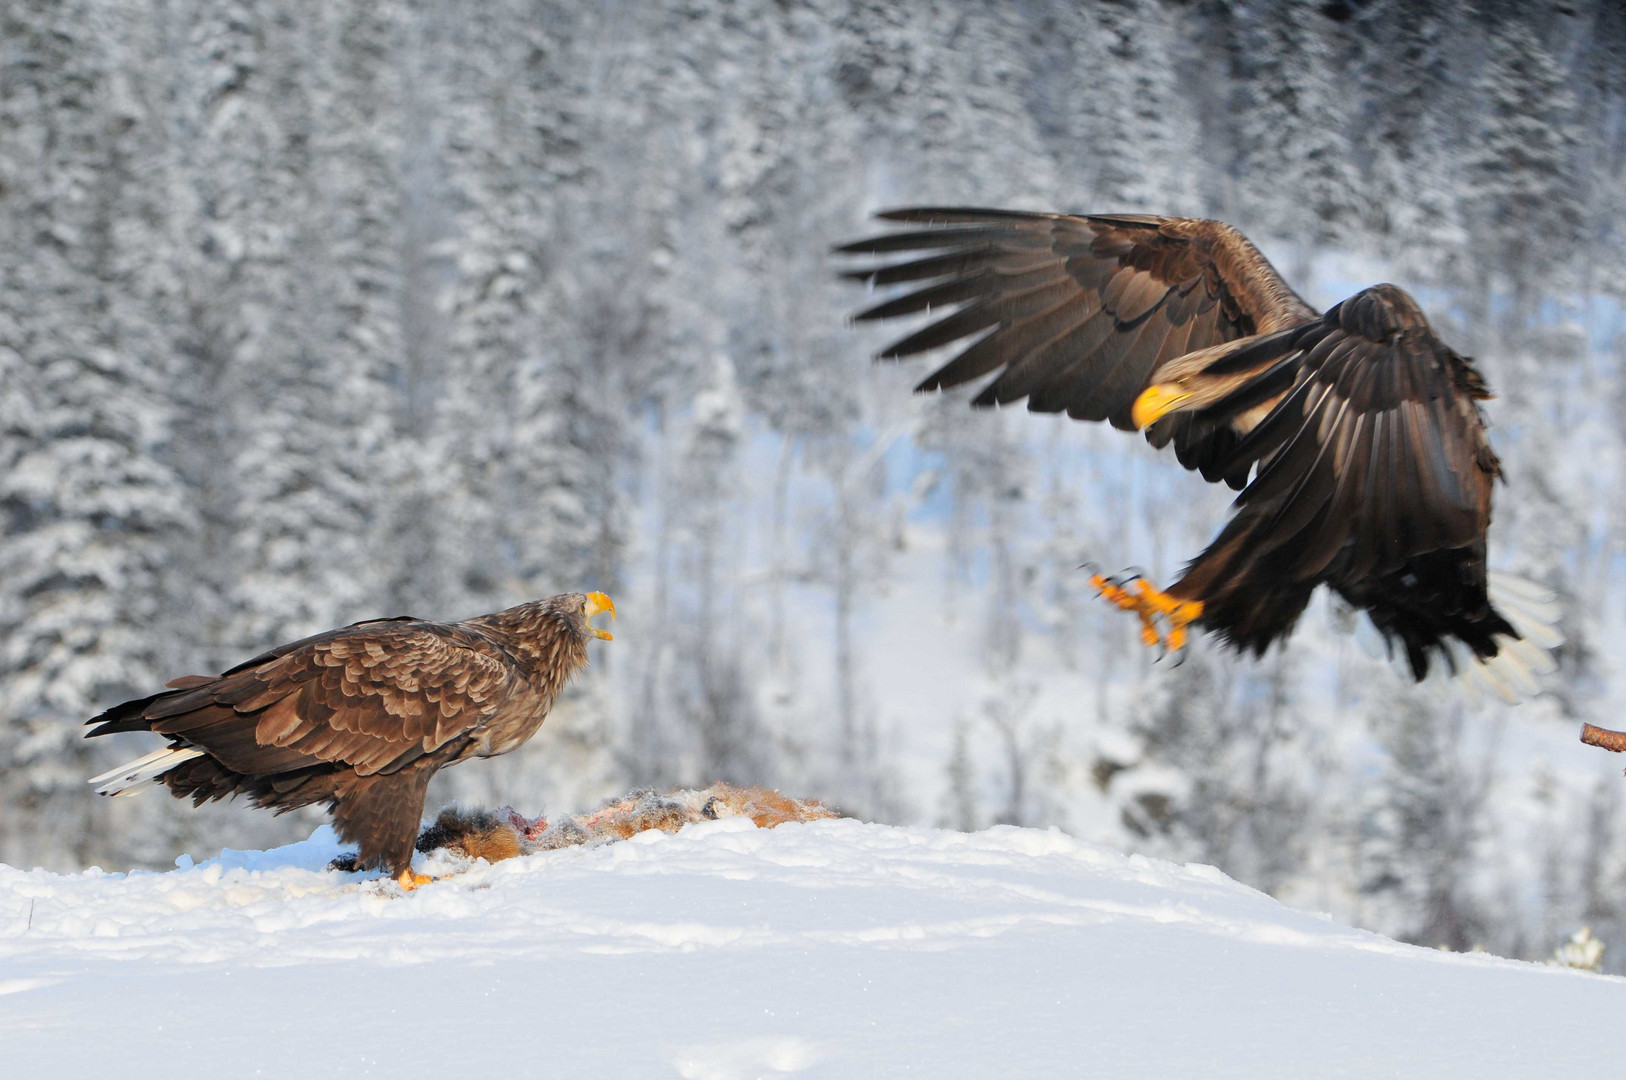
[840, 209, 1558, 694]
[85, 592, 615, 889]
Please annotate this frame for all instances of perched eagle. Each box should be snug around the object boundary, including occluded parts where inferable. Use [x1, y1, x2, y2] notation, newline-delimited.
[840, 209, 1557, 694]
[86, 592, 615, 889]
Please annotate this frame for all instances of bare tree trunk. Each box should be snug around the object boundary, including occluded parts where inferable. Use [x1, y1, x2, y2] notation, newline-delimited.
[835, 484, 857, 768]
[768, 432, 794, 673]
[628, 418, 673, 787]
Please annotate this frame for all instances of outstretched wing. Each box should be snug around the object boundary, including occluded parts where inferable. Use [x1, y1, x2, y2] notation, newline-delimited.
[1214, 284, 1497, 585]
[837, 209, 1318, 453]
[1170, 284, 1503, 663]
[87, 620, 518, 779]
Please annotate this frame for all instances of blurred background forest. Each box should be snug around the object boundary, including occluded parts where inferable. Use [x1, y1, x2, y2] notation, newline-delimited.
[4, 0, 1626, 966]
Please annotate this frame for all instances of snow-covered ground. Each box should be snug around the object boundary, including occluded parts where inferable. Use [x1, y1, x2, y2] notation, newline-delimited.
[3, 818, 1620, 1078]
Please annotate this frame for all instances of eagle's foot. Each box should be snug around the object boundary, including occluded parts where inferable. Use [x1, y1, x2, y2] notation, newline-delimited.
[397, 869, 435, 891]
[1088, 573, 1203, 655]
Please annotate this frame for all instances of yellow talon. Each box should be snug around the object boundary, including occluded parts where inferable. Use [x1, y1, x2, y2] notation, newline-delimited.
[1090, 573, 1203, 655]
[397, 869, 434, 891]
[1089, 575, 1144, 614]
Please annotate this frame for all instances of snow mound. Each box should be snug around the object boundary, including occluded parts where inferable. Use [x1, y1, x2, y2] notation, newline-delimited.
[2, 819, 1620, 1078]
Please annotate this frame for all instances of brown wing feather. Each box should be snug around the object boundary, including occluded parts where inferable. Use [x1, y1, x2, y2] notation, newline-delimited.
[245, 626, 509, 776]
[839, 208, 1318, 455]
[1169, 285, 1503, 668]
[90, 622, 517, 779]
[1223, 288, 1492, 577]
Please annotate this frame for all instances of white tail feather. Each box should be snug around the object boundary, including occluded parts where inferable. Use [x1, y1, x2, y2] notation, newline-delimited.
[1362, 572, 1562, 704]
[87, 746, 177, 786]
[1354, 608, 1388, 661]
[1463, 573, 1564, 704]
[1488, 571, 1564, 649]
[89, 746, 205, 796]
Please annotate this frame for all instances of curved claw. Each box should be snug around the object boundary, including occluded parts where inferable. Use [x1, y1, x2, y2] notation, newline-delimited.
[1090, 575, 1204, 660]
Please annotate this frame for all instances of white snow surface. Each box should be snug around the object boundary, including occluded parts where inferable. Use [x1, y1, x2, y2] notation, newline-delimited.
[2, 818, 1621, 1078]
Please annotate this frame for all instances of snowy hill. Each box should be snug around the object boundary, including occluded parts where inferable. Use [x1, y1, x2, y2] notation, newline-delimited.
[2, 820, 1621, 1078]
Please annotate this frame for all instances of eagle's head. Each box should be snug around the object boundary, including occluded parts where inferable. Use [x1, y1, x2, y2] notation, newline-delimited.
[546, 591, 616, 642]
[495, 591, 616, 689]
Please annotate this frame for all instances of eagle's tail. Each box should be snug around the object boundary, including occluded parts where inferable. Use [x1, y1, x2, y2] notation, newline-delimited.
[88, 745, 206, 797]
[1352, 569, 1567, 705]
[1424, 569, 1560, 705]
[1453, 573, 1562, 703]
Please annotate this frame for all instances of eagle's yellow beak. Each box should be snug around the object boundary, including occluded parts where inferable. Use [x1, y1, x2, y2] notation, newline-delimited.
[1130, 383, 1195, 430]
[585, 592, 616, 640]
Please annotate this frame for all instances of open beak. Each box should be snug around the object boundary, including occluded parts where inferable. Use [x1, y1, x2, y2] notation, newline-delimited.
[585, 591, 616, 641]
[1130, 383, 1195, 430]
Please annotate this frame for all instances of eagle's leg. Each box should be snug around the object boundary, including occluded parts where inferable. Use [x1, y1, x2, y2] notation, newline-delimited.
[1089, 573, 1204, 653]
[331, 766, 437, 891]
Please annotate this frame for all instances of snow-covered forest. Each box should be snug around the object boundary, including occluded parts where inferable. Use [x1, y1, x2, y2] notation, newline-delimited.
[3, 0, 1625, 968]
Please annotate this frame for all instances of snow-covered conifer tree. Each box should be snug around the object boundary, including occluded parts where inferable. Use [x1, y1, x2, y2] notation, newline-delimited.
[1361, 696, 1496, 953]
[221, 2, 402, 648]
[1230, 0, 1362, 265]
[1461, 18, 1585, 328]
[0, 0, 189, 868]
[1348, 0, 1474, 275]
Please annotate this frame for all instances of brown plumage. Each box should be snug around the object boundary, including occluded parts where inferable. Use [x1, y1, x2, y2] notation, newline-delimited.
[840, 209, 1558, 686]
[86, 592, 615, 888]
